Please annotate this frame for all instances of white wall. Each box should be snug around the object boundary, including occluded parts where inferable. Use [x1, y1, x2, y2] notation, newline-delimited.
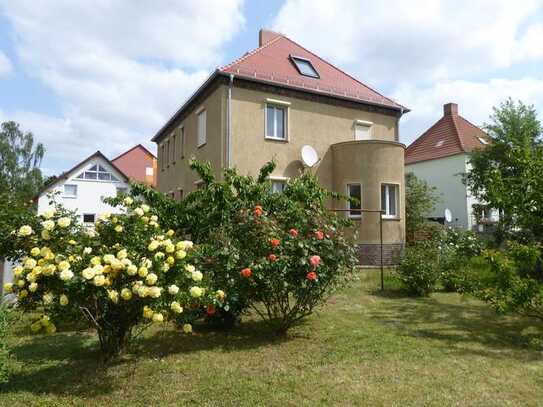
[406, 153, 471, 229]
[38, 157, 129, 221]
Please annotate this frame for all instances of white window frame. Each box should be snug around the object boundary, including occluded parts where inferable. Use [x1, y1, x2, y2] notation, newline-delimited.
[63, 184, 78, 198]
[197, 108, 207, 148]
[381, 183, 400, 219]
[265, 101, 289, 141]
[354, 120, 373, 141]
[346, 182, 362, 219]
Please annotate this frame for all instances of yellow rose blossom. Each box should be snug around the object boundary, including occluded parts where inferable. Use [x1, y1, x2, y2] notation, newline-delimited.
[216, 290, 226, 301]
[190, 286, 203, 298]
[147, 241, 159, 251]
[183, 324, 192, 334]
[57, 260, 70, 272]
[42, 220, 55, 231]
[13, 266, 23, 276]
[134, 207, 144, 217]
[17, 279, 26, 288]
[126, 264, 138, 276]
[121, 258, 132, 267]
[184, 264, 195, 273]
[45, 324, 57, 334]
[24, 258, 37, 269]
[99, 212, 111, 221]
[18, 225, 33, 236]
[111, 259, 124, 271]
[115, 225, 123, 233]
[60, 294, 69, 306]
[93, 275, 106, 286]
[41, 208, 55, 219]
[30, 247, 40, 257]
[143, 306, 154, 319]
[90, 256, 101, 266]
[41, 230, 51, 240]
[42, 292, 54, 304]
[19, 290, 28, 300]
[117, 249, 127, 260]
[103, 254, 115, 264]
[145, 273, 158, 286]
[170, 301, 183, 314]
[137, 285, 149, 298]
[142, 204, 150, 213]
[141, 216, 149, 223]
[152, 313, 164, 323]
[168, 285, 179, 295]
[138, 266, 148, 277]
[165, 243, 175, 253]
[43, 264, 56, 276]
[150, 215, 158, 222]
[167, 256, 175, 265]
[161, 263, 170, 272]
[26, 272, 37, 283]
[93, 264, 105, 275]
[32, 266, 42, 275]
[123, 196, 133, 205]
[68, 240, 76, 245]
[3, 283, 13, 293]
[30, 321, 42, 333]
[175, 250, 187, 260]
[29, 282, 38, 292]
[120, 288, 132, 300]
[154, 252, 165, 261]
[40, 315, 50, 326]
[57, 217, 71, 228]
[191, 270, 203, 282]
[59, 269, 74, 281]
[166, 229, 175, 237]
[148, 286, 161, 298]
[108, 290, 119, 304]
[83, 247, 92, 255]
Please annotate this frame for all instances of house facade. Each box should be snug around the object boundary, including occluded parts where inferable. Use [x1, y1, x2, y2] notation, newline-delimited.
[112, 144, 157, 187]
[152, 29, 409, 265]
[405, 103, 498, 230]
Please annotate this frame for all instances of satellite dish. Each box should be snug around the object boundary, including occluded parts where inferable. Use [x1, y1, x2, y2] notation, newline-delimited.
[444, 208, 452, 223]
[300, 145, 319, 167]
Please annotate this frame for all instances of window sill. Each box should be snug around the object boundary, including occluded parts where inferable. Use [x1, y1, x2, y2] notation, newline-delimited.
[197, 142, 207, 149]
[62, 196, 77, 199]
[264, 136, 288, 143]
[382, 216, 401, 221]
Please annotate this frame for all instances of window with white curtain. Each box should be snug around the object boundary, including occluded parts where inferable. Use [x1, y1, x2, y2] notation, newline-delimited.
[197, 110, 207, 147]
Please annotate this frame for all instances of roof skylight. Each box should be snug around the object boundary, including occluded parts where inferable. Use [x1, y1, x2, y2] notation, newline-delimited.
[290, 55, 319, 78]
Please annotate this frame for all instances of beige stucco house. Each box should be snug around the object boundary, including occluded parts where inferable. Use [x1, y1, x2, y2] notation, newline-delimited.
[152, 29, 409, 264]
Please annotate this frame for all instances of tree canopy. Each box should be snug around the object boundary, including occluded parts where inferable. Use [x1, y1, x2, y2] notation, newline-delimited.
[405, 172, 439, 242]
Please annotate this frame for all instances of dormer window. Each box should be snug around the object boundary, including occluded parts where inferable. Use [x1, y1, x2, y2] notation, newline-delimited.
[290, 55, 319, 78]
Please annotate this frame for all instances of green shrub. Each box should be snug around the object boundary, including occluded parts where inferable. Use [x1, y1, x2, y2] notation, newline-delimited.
[0, 304, 14, 384]
[397, 242, 440, 296]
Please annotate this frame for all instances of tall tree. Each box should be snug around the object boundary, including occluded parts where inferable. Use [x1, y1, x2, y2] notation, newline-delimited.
[405, 172, 439, 243]
[0, 121, 45, 202]
[464, 99, 543, 242]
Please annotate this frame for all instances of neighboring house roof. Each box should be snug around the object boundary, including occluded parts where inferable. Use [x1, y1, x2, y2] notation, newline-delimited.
[405, 103, 490, 165]
[152, 29, 407, 142]
[112, 144, 157, 186]
[36, 151, 129, 199]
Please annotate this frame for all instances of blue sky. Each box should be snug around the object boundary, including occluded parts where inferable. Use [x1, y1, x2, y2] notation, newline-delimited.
[1, 0, 543, 175]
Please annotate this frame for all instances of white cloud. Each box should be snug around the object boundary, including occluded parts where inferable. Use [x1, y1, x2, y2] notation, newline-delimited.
[272, 0, 543, 86]
[0, 0, 245, 173]
[0, 51, 13, 77]
[396, 78, 543, 145]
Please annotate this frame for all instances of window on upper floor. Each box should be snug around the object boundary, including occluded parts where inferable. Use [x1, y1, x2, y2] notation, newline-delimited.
[347, 183, 362, 218]
[354, 121, 373, 141]
[178, 126, 185, 159]
[197, 109, 207, 147]
[76, 164, 120, 181]
[160, 144, 165, 170]
[381, 183, 399, 218]
[145, 167, 154, 176]
[63, 184, 77, 198]
[171, 132, 176, 164]
[266, 104, 287, 140]
[166, 139, 170, 166]
[290, 55, 319, 78]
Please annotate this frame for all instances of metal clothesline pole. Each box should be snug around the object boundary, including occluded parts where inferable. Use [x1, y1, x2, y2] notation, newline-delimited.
[328, 208, 385, 291]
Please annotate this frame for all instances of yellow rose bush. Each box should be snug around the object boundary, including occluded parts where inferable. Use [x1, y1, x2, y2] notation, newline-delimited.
[7, 201, 224, 358]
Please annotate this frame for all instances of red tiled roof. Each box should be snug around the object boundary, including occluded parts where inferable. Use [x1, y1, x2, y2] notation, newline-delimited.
[405, 103, 489, 165]
[220, 32, 406, 111]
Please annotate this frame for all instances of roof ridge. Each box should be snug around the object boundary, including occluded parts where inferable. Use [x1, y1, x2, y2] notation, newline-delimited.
[220, 34, 284, 71]
[456, 114, 489, 138]
[281, 35, 404, 110]
[450, 114, 467, 152]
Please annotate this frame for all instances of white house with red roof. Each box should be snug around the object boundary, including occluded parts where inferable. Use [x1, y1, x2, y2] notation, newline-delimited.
[405, 103, 497, 230]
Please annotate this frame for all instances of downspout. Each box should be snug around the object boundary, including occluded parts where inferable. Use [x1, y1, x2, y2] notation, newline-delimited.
[226, 73, 234, 168]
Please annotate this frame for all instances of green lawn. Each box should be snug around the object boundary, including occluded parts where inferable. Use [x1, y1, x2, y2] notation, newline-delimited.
[1, 270, 542, 406]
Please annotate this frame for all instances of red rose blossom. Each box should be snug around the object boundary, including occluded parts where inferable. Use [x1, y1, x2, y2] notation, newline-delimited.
[268, 254, 278, 262]
[309, 255, 321, 268]
[207, 304, 216, 316]
[270, 238, 281, 247]
[306, 271, 317, 281]
[289, 228, 298, 237]
[315, 231, 324, 240]
[240, 267, 252, 278]
[254, 205, 263, 217]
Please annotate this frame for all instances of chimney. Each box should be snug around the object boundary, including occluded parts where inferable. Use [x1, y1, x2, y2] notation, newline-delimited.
[259, 29, 282, 46]
[444, 103, 458, 116]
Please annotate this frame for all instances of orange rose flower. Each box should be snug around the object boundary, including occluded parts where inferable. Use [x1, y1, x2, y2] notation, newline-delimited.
[270, 238, 281, 247]
[289, 228, 298, 237]
[241, 267, 252, 278]
[306, 271, 318, 281]
[207, 304, 216, 316]
[268, 254, 278, 262]
[254, 205, 263, 217]
[314, 230, 324, 240]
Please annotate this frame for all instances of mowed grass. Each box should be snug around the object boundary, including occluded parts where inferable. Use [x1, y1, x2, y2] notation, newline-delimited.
[1, 270, 543, 406]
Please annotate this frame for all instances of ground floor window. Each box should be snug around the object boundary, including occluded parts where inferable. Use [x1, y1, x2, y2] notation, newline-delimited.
[83, 213, 95, 224]
[271, 180, 287, 193]
[381, 184, 399, 218]
[347, 183, 362, 218]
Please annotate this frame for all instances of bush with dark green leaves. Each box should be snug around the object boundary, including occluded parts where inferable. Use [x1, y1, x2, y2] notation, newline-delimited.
[397, 241, 440, 296]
